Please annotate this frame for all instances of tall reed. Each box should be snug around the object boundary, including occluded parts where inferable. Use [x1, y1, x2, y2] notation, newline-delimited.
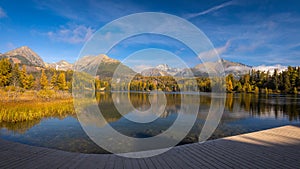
[0, 89, 75, 123]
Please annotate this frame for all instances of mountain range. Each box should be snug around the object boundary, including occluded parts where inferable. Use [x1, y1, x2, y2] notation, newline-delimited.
[45, 60, 73, 71]
[0, 46, 288, 77]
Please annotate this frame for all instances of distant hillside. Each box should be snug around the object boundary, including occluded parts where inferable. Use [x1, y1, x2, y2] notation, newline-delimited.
[0, 46, 45, 67]
[139, 59, 251, 78]
[0, 47, 136, 78]
[140, 64, 183, 77]
[75, 54, 136, 78]
[45, 60, 73, 71]
[141, 68, 170, 76]
[193, 59, 251, 77]
[136, 60, 252, 78]
[0, 46, 288, 79]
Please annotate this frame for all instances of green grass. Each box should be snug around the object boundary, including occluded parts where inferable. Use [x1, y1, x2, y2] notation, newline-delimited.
[0, 99, 75, 123]
[0, 90, 75, 123]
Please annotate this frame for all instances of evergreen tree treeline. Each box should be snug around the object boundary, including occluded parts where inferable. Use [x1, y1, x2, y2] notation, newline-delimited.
[0, 58, 70, 91]
[1, 58, 299, 94]
[226, 66, 300, 94]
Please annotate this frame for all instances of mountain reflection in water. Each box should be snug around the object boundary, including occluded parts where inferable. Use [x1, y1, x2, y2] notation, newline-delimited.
[0, 92, 299, 154]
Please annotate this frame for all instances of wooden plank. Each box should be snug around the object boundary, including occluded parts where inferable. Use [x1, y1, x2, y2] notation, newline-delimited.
[238, 135, 300, 158]
[143, 158, 156, 169]
[208, 140, 294, 169]
[104, 155, 116, 169]
[160, 152, 183, 169]
[149, 156, 165, 169]
[123, 157, 133, 169]
[6, 150, 60, 169]
[130, 158, 141, 169]
[137, 158, 149, 169]
[203, 140, 270, 169]
[171, 151, 202, 169]
[196, 142, 252, 169]
[0, 125, 299, 169]
[114, 156, 124, 169]
[173, 146, 213, 168]
[184, 144, 232, 169]
[176, 144, 224, 169]
[0, 148, 58, 169]
[162, 150, 194, 169]
[59, 154, 88, 169]
[74, 154, 109, 169]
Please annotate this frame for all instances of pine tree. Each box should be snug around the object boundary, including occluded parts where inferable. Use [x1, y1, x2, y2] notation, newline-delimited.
[226, 74, 234, 92]
[20, 65, 30, 89]
[95, 79, 101, 91]
[254, 86, 259, 94]
[235, 82, 243, 92]
[11, 63, 21, 87]
[227, 79, 233, 92]
[273, 69, 279, 91]
[247, 84, 252, 93]
[290, 68, 298, 87]
[296, 67, 300, 87]
[294, 87, 298, 94]
[57, 72, 68, 90]
[50, 71, 58, 90]
[153, 83, 157, 90]
[0, 58, 12, 87]
[28, 74, 34, 89]
[40, 69, 48, 89]
[283, 72, 291, 93]
[67, 81, 72, 92]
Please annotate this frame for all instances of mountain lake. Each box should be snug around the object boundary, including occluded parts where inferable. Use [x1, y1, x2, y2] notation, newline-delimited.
[0, 92, 299, 154]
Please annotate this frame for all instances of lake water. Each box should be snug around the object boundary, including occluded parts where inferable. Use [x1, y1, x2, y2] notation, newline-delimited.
[0, 92, 299, 154]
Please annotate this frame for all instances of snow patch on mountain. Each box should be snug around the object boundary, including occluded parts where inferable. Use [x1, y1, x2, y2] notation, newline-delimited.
[252, 64, 287, 74]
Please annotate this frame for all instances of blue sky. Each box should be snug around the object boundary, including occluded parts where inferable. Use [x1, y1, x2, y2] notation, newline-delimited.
[0, 0, 300, 66]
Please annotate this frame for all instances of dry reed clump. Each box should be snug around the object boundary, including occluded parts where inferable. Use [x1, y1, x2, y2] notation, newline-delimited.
[0, 90, 75, 123]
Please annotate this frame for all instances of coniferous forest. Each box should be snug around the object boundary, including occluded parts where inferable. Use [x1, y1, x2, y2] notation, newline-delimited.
[0, 58, 299, 95]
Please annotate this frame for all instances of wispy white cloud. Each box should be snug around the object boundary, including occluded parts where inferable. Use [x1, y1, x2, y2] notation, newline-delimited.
[288, 43, 300, 49]
[0, 7, 7, 18]
[87, 0, 144, 22]
[196, 10, 300, 66]
[34, 0, 143, 23]
[198, 39, 231, 61]
[195, 40, 232, 74]
[47, 23, 95, 44]
[185, 1, 236, 19]
[256, 54, 300, 66]
[269, 12, 300, 24]
[34, 0, 83, 21]
[234, 39, 264, 53]
[214, 39, 231, 55]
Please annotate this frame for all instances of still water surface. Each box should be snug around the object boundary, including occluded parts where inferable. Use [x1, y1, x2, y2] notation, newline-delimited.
[0, 92, 299, 154]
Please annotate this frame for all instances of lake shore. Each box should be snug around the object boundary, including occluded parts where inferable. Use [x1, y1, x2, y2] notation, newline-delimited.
[0, 90, 74, 123]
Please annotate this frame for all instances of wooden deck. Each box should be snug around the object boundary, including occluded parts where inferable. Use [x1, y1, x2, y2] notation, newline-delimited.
[1, 125, 300, 169]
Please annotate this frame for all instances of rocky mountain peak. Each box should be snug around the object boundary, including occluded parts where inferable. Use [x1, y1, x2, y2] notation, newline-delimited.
[141, 68, 170, 77]
[156, 64, 170, 71]
[100, 54, 119, 63]
[46, 60, 74, 71]
[1, 46, 45, 67]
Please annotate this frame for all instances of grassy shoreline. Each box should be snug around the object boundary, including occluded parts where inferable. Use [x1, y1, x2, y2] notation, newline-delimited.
[0, 90, 75, 123]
